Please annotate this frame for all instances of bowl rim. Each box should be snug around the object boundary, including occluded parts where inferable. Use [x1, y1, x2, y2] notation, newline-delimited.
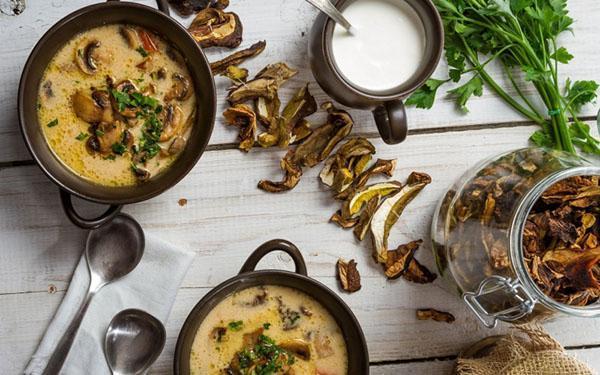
[173, 269, 370, 374]
[17, 1, 216, 205]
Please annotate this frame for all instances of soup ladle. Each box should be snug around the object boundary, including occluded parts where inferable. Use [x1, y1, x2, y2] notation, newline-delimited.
[105, 309, 166, 375]
[41, 213, 145, 375]
[305, 0, 355, 33]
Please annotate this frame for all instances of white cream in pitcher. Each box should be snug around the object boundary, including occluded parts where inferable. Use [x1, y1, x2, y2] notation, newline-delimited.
[331, 0, 426, 92]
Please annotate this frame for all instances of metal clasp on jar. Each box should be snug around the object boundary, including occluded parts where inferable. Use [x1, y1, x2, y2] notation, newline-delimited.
[463, 275, 537, 328]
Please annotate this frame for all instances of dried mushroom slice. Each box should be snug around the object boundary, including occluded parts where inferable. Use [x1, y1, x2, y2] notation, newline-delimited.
[255, 62, 298, 86]
[257, 150, 302, 193]
[188, 8, 242, 48]
[258, 103, 353, 193]
[353, 195, 380, 241]
[319, 137, 376, 191]
[221, 65, 249, 83]
[335, 159, 397, 200]
[346, 182, 403, 218]
[223, 104, 257, 152]
[210, 40, 266, 75]
[370, 172, 431, 263]
[523, 175, 600, 306]
[330, 211, 359, 229]
[384, 240, 422, 279]
[337, 259, 361, 292]
[416, 309, 455, 323]
[403, 258, 437, 284]
[277, 84, 317, 148]
[228, 77, 279, 104]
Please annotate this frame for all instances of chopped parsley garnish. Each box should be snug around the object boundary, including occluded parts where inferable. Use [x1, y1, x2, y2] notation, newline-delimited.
[104, 154, 116, 161]
[46, 119, 59, 128]
[111, 142, 127, 155]
[228, 320, 243, 331]
[136, 46, 149, 57]
[95, 129, 105, 137]
[236, 334, 295, 372]
[263, 322, 271, 330]
[75, 132, 88, 141]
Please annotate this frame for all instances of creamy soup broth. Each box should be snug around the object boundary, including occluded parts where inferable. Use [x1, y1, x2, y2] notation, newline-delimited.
[38, 24, 196, 186]
[190, 285, 348, 374]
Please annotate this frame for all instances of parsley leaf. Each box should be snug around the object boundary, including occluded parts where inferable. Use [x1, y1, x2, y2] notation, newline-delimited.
[136, 46, 149, 57]
[228, 320, 243, 331]
[550, 47, 574, 64]
[75, 132, 88, 141]
[406, 79, 448, 109]
[46, 119, 59, 128]
[447, 75, 484, 113]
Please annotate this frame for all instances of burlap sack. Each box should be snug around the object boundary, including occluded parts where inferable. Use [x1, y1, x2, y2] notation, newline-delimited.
[454, 326, 596, 375]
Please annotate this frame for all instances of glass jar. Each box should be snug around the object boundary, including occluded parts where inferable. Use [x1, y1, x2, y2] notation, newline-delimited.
[432, 147, 600, 328]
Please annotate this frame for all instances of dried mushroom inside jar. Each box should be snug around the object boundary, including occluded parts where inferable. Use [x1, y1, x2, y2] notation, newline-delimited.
[523, 175, 600, 306]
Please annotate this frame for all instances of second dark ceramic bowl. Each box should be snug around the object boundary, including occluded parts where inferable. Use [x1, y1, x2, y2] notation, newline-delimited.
[174, 239, 369, 374]
[18, 0, 216, 228]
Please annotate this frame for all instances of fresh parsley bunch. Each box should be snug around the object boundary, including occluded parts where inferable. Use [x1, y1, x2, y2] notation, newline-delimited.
[407, 0, 600, 155]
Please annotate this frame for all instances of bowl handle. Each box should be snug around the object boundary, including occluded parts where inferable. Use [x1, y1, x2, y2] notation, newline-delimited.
[239, 239, 308, 276]
[107, 0, 170, 15]
[59, 189, 123, 229]
[373, 99, 408, 145]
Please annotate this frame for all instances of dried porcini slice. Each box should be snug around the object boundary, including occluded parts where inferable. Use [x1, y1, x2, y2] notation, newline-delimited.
[345, 182, 403, 218]
[523, 175, 600, 306]
[416, 309, 455, 323]
[258, 104, 353, 193]
[353, 195, 380, 241]
[403, 258, 437, 284]
[210, 40, 266, 75]
[188, 7, 242, 48]
[257, 150, 302, 193]
[221, 65, 249, 83]
[223, 104, 257, 152]
[320, 137, 376, 192]
[228, 77, 279, 104]
[337, 259, 361, 293]
[384, 240, 422, 279]
[168, 0, 220, 16]
[370, 172, 432, 263]
[330, 211, 359, 229]
[277, 84, 317, 148]
[335, 159, 397, 200]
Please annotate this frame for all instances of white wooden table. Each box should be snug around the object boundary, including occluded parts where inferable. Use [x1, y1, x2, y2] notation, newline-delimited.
[2, 1, 600, 373]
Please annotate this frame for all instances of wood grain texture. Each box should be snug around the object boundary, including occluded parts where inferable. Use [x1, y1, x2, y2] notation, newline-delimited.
[1, 126, 600, 373]
[0, 0, 599, 162]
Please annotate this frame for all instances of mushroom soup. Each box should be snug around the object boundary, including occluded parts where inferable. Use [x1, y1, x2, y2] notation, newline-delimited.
[38, 24, 196, 186]
[190, 285, 348, 374]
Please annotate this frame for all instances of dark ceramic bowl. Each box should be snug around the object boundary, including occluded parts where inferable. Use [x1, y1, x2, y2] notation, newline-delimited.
[18, 0, 216, 228]
[174, 239, 369, 374]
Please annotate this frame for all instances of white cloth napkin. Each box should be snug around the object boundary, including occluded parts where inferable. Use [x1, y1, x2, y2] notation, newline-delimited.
[24, 233, 195, 375]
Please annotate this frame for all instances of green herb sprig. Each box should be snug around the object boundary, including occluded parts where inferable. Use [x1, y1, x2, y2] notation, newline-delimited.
[407, 0, 599, 155]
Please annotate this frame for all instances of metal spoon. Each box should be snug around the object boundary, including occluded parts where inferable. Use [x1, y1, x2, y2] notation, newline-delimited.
[42, 213, 145, 375]
[305, 0, 355, 33]
[104, 309, 166, 375]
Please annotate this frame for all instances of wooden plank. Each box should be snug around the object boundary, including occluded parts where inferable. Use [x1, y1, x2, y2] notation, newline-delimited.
[0, 0, 599, 162]
[3, 125, 600, 372]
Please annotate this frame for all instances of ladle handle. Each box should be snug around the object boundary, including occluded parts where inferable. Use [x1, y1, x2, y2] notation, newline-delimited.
[239, 239, 308, 276]
[41, 288, 97, 375]
[373, 100, 408, 145]
[107, 0, 170, 15]
[60, 189, 123, 229]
